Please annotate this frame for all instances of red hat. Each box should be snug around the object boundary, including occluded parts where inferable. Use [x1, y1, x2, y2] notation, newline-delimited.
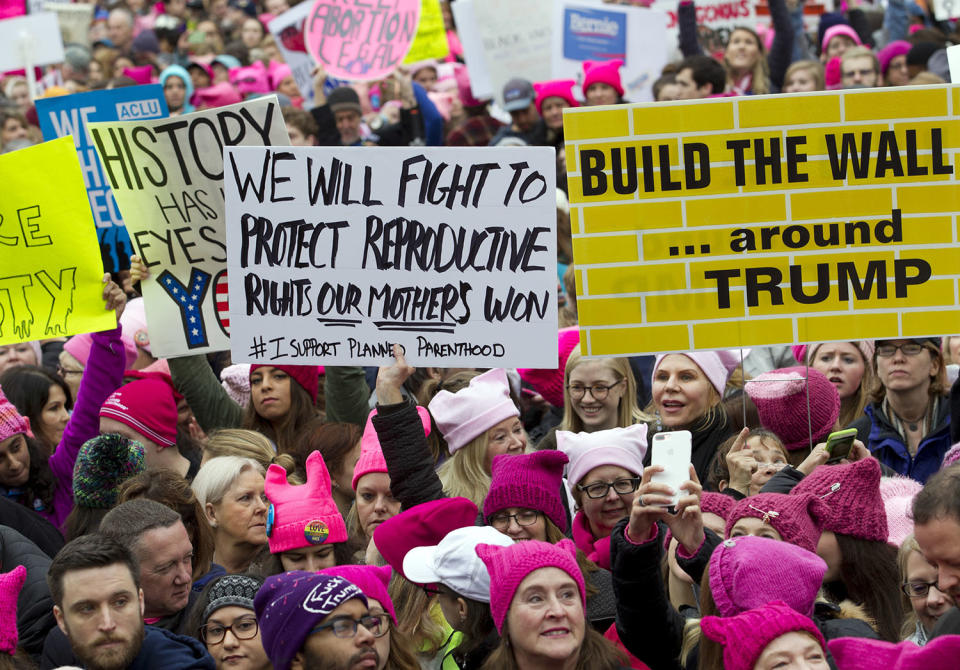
[517, 327, 580, 408]
[790, 458, 888, 542]
[250, 364, 319, 402]
[99, 379, 177, 448]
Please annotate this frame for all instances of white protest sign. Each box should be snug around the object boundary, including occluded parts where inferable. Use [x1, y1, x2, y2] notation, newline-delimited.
[43, 3, 94, 47]
[88, 97, 290, 357]
[223, 146, 559, 367]
[933, 0, 960, 21]
[650, 0, 756, 56]
[0, 13, 65, 71]
[450, 0, 493, 99]
[552, 0, 668, 103]
[268, 3, 317, 109]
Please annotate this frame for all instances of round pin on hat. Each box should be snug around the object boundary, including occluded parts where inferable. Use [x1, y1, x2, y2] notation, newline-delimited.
[304, 520, 330, 544]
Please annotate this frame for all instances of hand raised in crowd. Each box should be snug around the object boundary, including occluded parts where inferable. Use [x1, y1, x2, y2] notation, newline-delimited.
[103, 273, 127, 321]
[627, 464, 703, 555]
[128, 254, 150, 283]
[796, 438, 870, 476]
[724, 427, 755, 496]
[311, 63, 328, 105]
[376, 344, 415, 405]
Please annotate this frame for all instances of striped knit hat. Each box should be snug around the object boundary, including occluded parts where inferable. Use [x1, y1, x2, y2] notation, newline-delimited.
[73, 435, 146, 509]
[99, 379, 177, 448]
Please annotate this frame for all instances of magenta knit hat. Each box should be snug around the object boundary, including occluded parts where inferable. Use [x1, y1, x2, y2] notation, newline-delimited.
[824, 56, 843, 88]
[0, 565, 25, 655]
[821, 23, 862, 52]
[709, 535, 827, 617]
[878, 40, 912, 75]
[250, 364, 319, 402]
[533, 79, 579, 114]
[194, 81, 243, 108]
[517, 327, 581, 408]
[725, 493, 827, 553]
[373, 497, 479, 580]
[475, 538, 585, 634]
[428, 368, 519, 453]
[0, 387, 32, 443]
[879, 475, 923, 547]
[701, 601, 825, 670]
[745, 367, 840, 452]
[582, 59, 624, 97]
[653, 350, 744, 396]
[557, 423, 647, 486]
[353, 406, 431, 490]
[99, 379, 177, 448]
[264, 450, 347, 553]
[943, 442, 960, 468]
[828, 634, 960, 670]
[790, 458, 888, 542]
[483, 451, 569, 532]
[320, 564, 396, 624]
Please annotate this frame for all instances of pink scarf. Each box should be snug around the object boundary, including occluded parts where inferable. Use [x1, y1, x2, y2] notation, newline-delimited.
[571, 510, 612, 570]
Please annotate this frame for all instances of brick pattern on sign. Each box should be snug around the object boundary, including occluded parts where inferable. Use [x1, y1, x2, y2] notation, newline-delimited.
[564, 85, 960, 357]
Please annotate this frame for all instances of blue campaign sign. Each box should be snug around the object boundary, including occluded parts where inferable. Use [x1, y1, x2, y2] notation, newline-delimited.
[562, 6, 627, 63]
[37, 85, 168, 273]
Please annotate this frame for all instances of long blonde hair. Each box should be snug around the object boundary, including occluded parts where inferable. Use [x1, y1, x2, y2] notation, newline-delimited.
[560, 351, 647, 432]
[437, 431, 491, 509]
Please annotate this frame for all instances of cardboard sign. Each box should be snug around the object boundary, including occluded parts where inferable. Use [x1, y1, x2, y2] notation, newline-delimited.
[553, 0, 668, 104]
[402, 0, 448, 64]
[43, 2, 94, 47]
[0, 137, 116, 345]
[88, 97, 290, 357]
[303, 0, 419, 81]
[0, 13, 64, 71]
[223, 146, 559, 366]
[37, 85, 168, 274]
[650, 0, 757, 55]
[564, 85, 960, 356]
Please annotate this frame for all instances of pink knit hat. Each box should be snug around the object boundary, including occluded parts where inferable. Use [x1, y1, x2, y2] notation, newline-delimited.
[533, 79, 579, 114]
[194, 81, 243, 108]
[0, 565, 26, 655]
[701, 601, 825, 670]
[352, 406, 431, 490]
[878, 40, 912, 75]
[709, 535, 827, 617]
[942, 442, 960, 468]
[791, 341, 875, 366]
[790, 458, 888, 542]
[821, 23, 862, 52]
[455, 64, 486, 107]
[828, 634, 960, 670]
[557, 423, 647, 486]
[475, 538, 585, 634]
[123, 65, 154, 85]
[64, 332, 138, 369]
[373, 497, 479, 580]
[517, 327, 580, 408]
[824, 56, 843, 89]
[879, 475, 923, 547]
[99, 379, 177, 448]
[119, 297, 151, 355]
[229, 62, 271, 95]
[0, 387, 32, 443]
[745, 367, 840, 452]
[264, 450, 347, 553]
[220, 363, 251, 407]
[665, 491, 736, 551]
[268, 62, 293, 89]
[653, 351, 744, 396]
[483, 451, 569, 532]
[320, 565, 396, 624]
[581, 59, 624, 97]
[428, 368, 519, 453]
[725, 493, 827, 553]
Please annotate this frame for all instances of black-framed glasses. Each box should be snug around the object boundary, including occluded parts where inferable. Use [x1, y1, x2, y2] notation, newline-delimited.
[200, 616, 259, 645]
[876, 342, 925, 358]
[311, 613, 390, 639]
[490, 510, 541, 530]
[901, 580, 940, 598]
[577, 477, 640, 499]
[566, 379, 624, 401]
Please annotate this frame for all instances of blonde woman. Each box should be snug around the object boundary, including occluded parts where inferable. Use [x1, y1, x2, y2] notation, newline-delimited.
[202, 428, 300, 483]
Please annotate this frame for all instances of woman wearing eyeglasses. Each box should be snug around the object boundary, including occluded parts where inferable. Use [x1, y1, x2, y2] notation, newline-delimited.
[898, 534, 954, 644]
[849, 338, 951, 483]
[189, 574, 271, 670]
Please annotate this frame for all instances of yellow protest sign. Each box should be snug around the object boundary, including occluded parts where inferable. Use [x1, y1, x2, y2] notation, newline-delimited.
[564, 85, 960, 356]
[0, 137, 115, 345]
[403, 0, 449, 64]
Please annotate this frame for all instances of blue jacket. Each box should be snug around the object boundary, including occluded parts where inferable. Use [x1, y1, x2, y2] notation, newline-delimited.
[128, 626, 214, 670]
[854, 400, 951, 483]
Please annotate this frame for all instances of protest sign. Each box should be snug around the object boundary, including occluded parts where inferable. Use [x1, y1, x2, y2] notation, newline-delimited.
[37, 85, 168, 275]
[402, 0, 448, 64]
[650, 0, 756, 56]
[0, 137, 117, 345]
[43, 2, 94, 46]
[269, 3, 320, 109]
[552, 0, 668, 104]
[933, 0, 960, 20]
[89, 96, 290, 357]
[0, 13, 64, 72]
[223, 146, 558, 367]
[303, 0, 419, 81]
[564, 85, 960, 357]
[449, 0, 493, 99]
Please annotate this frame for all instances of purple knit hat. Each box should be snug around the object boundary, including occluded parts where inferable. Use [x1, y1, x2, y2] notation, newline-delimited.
[790, 458, 888, 542]
[709, 535, 827, 617]
[254, 571, 366, 670]
[483, 451, 569, 532]
[475, 538, 585, 634]
[745, 367, 840, 452]
[653, 351, 744, 396]
[701, 601, 825, 670]
[321, 565, 396, 624]
[0, 565, 26, 655]
[725, 493, 827, 553]
[879, 476, 923, 547]
[517, 327, 580, 408]
[428, 368, 519, 453]
[828, 634, 960, 670]
[0, 387, 31, 443]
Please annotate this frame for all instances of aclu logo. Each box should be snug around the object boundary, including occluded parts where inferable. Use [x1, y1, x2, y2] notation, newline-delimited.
[569, 11, 620, 37]
[115, 99, 164, 120]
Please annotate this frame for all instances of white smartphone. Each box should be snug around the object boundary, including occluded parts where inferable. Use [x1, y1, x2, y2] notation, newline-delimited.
[650, 431, 693, 507]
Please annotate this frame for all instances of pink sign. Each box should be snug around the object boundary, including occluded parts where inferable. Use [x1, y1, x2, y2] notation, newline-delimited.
[304, 0, 420, 81]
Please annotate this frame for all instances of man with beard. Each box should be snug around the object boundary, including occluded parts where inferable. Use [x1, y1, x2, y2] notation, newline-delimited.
[912, 464, 960, 637]
[46, 534, 213, 669]
[255, 571, 382, 670]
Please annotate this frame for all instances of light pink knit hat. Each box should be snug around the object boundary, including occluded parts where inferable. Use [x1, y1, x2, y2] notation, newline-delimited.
[0, 387, 32, 443]
[353, 406, 431, 490]
[428, 368, 519, 453]
[220, 363, 251, 407]
[0, 565, 26, 655]
[557, 423, 647, 486]
[879, 475, 923, 547]
[653, 351, 745, 396]
[725, 493, 828, 553]
[475, 538, 585, 633]
[265, 450, 347, 553]
[790, 458, 888, 542]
